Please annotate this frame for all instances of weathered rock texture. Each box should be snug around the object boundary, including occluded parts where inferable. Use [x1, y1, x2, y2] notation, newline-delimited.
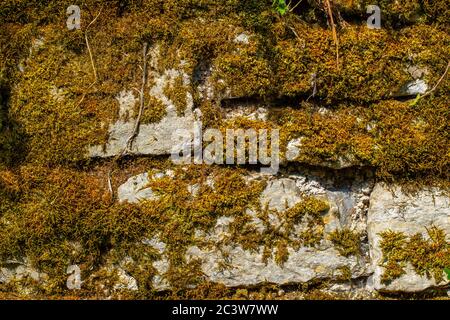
[0, 1, 448, 299]
[367, 184, 450, 292]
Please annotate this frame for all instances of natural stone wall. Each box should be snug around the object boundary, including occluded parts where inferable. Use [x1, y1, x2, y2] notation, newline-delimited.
[116, 169, 373, 291]
[0, 1, 448, 299]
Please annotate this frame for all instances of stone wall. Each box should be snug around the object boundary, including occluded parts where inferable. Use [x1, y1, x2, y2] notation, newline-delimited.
[0, 1, 448, 299]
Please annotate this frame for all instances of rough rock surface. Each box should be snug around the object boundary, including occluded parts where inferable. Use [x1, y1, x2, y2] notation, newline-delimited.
[121, 170, 374, 290]
[88, 53, 196, 158]
[113, 170, 450, 294]
[1, 1, 449, 299]
[88, 110, 194, 158]
[0, 259, 48, 294]
[185, 220, 366, 288]
[367, 183, 450, 292]
[117, 173, 154, 204]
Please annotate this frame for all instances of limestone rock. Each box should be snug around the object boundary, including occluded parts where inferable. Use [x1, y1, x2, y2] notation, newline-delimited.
[88, 114, 194, 158]
[0, 258, 48, 295]
[187, 244, 364, 287]
[185, 215, 367, 287]
[88, 49, 196, 159]
[394, 79, 428, 97]
[117, 173, 155, 204]
[260, 178, 301, 212]
[367, 183, 450, 292]
[119, 170, 374, 290]
[285, 138, 304, 161]
[234, 33, 250, 45]
[179, 174, 373, 287]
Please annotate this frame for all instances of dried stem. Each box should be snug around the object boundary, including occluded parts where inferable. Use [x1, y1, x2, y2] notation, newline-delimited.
[123, 42, 149, 155]
[76, 8, 102, 106]
[289, 0, 303, 12]
[422, 61, 450, 98]
[324, 0, 339, 70]
[106, 42, 150, 200]
[84, 9, 102, 82]
[107, 168, 114, 198]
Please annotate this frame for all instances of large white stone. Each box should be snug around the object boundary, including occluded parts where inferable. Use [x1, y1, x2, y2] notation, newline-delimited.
[88, 48, 196, 159]
[367, 183, 450, 292]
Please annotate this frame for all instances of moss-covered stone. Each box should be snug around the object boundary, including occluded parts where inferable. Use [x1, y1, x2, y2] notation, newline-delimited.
[379, 227, 450, 284]
[0, 0, 448, 299]
[329, 229, 362, 257]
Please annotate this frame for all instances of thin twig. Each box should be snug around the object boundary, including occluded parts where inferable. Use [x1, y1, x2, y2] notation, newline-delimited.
[75, 81, 96, 108]
[289, 0, 303, 12]
[107, 168, 114, 199]
[84, 9, 102, 82]
[288, 25, 300, 40]
[76, 8, 102, 107]
[307, 72, 318, 101]
[422, 61, 450, 98]
[324, 0, 339, 70]
[106, 42, 150, 200]
[86, 8, 102, 30]
[123, 42, 149, 155]
[85, 34, 98, 82]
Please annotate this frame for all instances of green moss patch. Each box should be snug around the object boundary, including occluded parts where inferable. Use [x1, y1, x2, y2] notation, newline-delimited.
[379, 227, 450, 285]
[329, 229, 362, 257]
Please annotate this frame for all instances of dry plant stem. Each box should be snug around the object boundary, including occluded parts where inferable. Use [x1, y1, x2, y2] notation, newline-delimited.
[107, 168, 114, 198]
[289, 0, 303, 12]
[85, 33, 98, 82]
[288, 25, 301, 40]
[123, 42, 149, 155]
[76, 9, 102, 106]
[324, 0, 339, 70]
[107, 42, 149, 200]
[76, 81, 96, 108]
[422, 61, 450, 98]
[84, 9, 102, 82]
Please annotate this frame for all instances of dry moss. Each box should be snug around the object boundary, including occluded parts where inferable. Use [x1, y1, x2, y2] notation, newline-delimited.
[140, 95, 166, 124]
[256, 196, 330, 266]
[274, 21, 448, 104]
[162, 74, 191, 117]
[379, 227, 450, 285]
[0, 0, 448, 299]
[140, 166, 267, 287]
[329, 229, 362, 257]
[0, 163, 181, 295]
[274, 104, 374, 168]
[371, 97, 449, 181]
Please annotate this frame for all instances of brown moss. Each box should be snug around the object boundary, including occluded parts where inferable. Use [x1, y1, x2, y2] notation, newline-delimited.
[0, 0, 448, 300]
[337, 265, 352, 282]
[213, 47, 274, 98]
[162, 74, 191, 117]
[0, 165, 159, 294]
[274, 104, 374, 168]
[329, 229, 361, 257]
[379, 227, 450, 284]
[371, 98, 449, 181]
[140, 95, 166, 124]
[422, 0, 450, 23]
